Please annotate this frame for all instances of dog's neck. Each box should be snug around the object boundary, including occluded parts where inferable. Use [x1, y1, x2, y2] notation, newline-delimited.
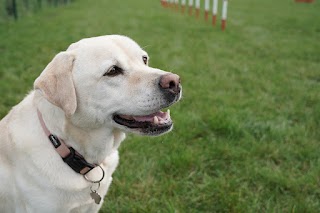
[34, 91, 125, 164]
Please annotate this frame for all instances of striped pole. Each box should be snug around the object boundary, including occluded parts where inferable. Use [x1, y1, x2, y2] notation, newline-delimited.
[169, 0, 174, 8]
[175, 0, 179, 11]
[160, 0, 231, 31]
[181, 0, 186, 13]
[195, 0, 200, 18]
[188, 0, 193, 15]
[212, 0, 218, 26]
[221, 0, 228, 31]
[204, 0, 210, 21]
[161, 0, 168, 8]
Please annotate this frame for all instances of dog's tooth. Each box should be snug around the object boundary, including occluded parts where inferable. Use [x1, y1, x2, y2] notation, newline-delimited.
[153, 116, 159, 124]
[166, 109, 171, 119]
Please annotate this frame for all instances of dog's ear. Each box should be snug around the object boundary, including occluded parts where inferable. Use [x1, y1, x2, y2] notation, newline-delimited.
[34, 52, 77, 117]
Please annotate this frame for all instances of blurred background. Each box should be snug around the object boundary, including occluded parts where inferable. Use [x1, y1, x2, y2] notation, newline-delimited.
[0, 0, 320, 212]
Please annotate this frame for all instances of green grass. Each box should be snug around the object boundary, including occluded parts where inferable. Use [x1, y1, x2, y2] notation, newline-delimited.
[1, 0, 320, 212]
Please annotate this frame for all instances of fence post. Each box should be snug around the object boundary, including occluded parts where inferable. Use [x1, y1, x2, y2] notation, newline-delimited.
[221, 0, 228, 31]
[181, 0, 186, 13]
[12, 0, 18, 20]
[37, 0, 42, 9]
[212, 0, 218, 26]
[5, 0, 18, 20]
[195, 0, 200, 18]
[188, 0, 193, 15]
[204, 0, 210, 21]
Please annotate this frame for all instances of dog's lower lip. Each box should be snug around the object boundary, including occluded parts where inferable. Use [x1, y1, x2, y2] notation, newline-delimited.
[113, 111, 173, 135]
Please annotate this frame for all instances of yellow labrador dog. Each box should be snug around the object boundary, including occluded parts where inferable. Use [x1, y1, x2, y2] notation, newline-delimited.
[0, 35, 182, 212]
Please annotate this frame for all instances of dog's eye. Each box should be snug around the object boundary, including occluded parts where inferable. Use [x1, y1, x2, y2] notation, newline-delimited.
[142, 56, 148, 65]
[104, 66, 123, 77]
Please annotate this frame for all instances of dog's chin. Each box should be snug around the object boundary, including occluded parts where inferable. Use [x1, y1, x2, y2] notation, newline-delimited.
[113, 109, 173, 136]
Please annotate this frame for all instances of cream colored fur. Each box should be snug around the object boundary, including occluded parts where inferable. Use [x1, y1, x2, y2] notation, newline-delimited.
[0, 35, 181, 212]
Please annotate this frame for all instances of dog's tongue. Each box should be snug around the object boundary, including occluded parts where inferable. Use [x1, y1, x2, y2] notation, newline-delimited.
[132, 110, 171, 125]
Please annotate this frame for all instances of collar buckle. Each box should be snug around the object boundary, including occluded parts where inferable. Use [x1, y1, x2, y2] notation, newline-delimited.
[63, 147, 95, 175]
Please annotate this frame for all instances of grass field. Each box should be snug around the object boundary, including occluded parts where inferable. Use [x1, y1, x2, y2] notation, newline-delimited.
[1, 0, 320, 212]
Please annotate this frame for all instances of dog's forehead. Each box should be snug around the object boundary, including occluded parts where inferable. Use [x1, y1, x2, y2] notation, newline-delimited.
[68, 35, 147, 59]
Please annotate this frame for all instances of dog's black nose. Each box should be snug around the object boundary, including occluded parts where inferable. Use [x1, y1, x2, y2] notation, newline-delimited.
[159, 73, 181, 94]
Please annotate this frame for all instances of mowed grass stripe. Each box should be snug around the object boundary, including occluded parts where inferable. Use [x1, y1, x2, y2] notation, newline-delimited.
[0, 0, 320, 212]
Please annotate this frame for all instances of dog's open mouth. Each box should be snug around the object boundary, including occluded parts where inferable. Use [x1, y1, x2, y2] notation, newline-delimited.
[113, 110, 173, 135]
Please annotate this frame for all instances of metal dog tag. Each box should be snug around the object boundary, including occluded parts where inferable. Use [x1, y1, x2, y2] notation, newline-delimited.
[90, 191, 102, 204]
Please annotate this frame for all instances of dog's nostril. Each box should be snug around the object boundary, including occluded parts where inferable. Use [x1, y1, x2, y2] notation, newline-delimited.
[159, 73, 181, 94]
[169, 80, 176, 89]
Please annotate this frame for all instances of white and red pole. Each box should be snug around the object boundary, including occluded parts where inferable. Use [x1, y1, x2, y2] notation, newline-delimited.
[161, 0, 168, 8]
[195, 0, 200, 18]
[221, 0, 228, 31]
[169, 0, 174, 8]
[212, 0, 218, 26]
[188, 0, 193, 15]
[204, 0, 210, 21]
[174, 0, 179, 11]
[181, 0, 186, 13]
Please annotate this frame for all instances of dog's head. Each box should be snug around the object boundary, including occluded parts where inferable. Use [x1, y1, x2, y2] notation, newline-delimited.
[34, 35, 182, 136]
